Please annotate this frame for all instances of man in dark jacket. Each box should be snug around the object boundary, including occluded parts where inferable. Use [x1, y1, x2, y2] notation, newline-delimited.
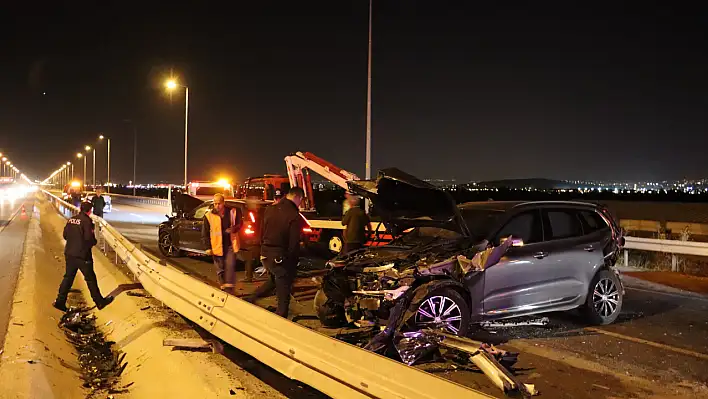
[201, 193, 242, 294]
[91, 189, 106, 218]
[341, 194, 371, 254]
[53, 202, 114, 312]
[244, 187, 305, 318]
[70, 189, 82, 208]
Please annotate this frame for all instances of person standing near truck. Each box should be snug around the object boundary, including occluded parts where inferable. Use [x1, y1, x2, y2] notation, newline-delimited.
[341, 193, 371, 254]
[202, 193, 242, 294]
[244, 187, 305, 318]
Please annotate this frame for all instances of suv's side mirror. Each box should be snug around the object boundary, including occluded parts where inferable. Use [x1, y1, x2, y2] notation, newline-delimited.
[500, 236, 525, 247]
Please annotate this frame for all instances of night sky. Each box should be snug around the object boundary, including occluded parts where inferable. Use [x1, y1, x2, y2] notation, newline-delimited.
[1, 2, 707, 184]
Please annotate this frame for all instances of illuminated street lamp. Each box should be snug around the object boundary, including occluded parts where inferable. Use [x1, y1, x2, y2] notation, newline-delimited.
[85, 145, 95, 188]
[165, 78, 189, 188]
[67, 162, 73, 181]
[1, 157, 6, 177]
[99, 134, 111, 192]
[77, 152, 86, 188]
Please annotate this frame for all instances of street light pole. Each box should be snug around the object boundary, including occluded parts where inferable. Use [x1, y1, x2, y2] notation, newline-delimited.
[99, 134, 111, 193]
[107, 137, 111, 192]
[92, 148, 96, 188]
[364, 0, 373, 212]
[165, 80, 189, 188]
[365, 0, 373, 182]
[184, 87, 189, 188]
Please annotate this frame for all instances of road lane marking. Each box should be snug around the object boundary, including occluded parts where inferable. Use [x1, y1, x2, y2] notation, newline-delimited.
[0, 201, 27, 235]
[625, 286, 708, 302]
[585, 327, 708, 361]
[130, 213, 145, 219]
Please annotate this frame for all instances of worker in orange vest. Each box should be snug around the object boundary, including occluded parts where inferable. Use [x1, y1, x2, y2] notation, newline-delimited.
[201, 193, 242, 294]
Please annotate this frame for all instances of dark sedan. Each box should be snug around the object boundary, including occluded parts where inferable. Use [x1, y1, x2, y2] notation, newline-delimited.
[158, 194, 269, 263]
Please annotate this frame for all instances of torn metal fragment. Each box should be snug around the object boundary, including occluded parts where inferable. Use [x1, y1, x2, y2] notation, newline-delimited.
[480, 316, 550, 329]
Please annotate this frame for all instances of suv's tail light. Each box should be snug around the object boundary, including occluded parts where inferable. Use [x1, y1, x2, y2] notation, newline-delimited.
[249, 211, 256, 223]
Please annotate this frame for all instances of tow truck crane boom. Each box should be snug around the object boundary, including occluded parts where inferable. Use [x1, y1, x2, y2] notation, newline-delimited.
[284, 151, 360, 212]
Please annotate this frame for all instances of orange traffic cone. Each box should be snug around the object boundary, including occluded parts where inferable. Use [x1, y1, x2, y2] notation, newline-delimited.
[20, 205, 27, 219]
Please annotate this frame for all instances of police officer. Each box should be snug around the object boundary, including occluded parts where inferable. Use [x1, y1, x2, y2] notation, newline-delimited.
[53, 202, 114, 311]
[244, 187, 305, 318]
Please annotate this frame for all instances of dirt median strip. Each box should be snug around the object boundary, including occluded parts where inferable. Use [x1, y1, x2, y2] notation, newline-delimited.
[624, 271, 708, 295]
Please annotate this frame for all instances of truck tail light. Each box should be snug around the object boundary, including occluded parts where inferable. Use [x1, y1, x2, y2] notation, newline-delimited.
[244, 224, 255, 235]
[249, 211, 256, 223]
[300, 213, 313, 234]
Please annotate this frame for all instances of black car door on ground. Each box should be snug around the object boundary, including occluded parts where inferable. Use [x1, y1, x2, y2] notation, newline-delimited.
[481, 209, 556, 316]
[176, 202, 211, 252]
[539, 208, 606, 306]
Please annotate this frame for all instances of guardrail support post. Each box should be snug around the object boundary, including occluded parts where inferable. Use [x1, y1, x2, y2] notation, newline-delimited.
[671, 254, 678, 272]
[623, 249, 628, 267]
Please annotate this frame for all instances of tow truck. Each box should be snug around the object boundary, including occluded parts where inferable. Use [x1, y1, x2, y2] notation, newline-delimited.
[186, 179, 234, 201]
[283, 151, 392, 253]
[236, 175, 290, 201]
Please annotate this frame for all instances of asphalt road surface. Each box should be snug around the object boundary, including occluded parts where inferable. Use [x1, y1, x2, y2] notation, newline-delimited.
[0, 195, 35, 348]
[105, 201, 708, 398]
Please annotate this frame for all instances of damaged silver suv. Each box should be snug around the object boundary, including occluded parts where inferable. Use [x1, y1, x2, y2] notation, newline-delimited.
[314, 169, 625, 337]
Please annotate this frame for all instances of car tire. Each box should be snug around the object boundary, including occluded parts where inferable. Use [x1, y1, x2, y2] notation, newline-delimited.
[158, 230, 181, 257]
[582, 269, 623, 325]
[413, 287, 470, 336]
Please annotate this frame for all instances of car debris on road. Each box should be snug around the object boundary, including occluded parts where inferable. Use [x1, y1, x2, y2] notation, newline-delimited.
[480, 317, 551, 329]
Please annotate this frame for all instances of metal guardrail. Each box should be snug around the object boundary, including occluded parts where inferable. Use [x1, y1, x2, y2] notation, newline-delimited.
[623, 236, 708, 271]
[109, 193, 170, 208]
[42, 190, 493, 399]
[624, 236, 708, 256]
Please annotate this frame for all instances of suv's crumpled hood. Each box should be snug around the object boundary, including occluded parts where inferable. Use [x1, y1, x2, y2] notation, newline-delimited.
[348, 168, 470, 236]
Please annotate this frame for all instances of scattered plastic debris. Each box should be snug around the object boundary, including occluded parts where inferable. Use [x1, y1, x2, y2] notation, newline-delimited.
[105, 320, 113, 327]
[58, 306, 130, 394]
[163, 338, 224, 354]
[140, 306, 150, 311]
[12, 322, 24, 326]
[480, 317, 550, 329]
[126, 291, 149, 298]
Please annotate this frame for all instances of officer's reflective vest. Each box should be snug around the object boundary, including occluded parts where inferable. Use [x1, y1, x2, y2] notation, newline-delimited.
[204, 208, 240, 256]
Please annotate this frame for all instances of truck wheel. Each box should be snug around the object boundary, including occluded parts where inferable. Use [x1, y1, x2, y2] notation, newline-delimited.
[328, 236, 343, 254]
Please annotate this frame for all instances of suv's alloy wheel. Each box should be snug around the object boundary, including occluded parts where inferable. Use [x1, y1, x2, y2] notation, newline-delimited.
[583, 269, 623, 325]
[413, 288, 470, 336]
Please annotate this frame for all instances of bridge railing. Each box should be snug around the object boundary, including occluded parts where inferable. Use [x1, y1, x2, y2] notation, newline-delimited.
[109, 193, 170, 208]
[42, 190, 493, 399]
